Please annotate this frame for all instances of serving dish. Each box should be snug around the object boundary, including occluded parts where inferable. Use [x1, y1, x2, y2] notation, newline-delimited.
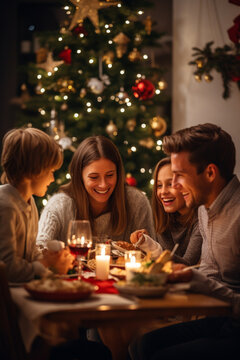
[114, 282, 168, 298]
[24, 278, 96, 302]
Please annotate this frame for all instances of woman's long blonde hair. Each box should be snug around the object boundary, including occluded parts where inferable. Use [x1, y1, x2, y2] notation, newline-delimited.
[152, 157, 195, 234]
[60, 135, 127, 235]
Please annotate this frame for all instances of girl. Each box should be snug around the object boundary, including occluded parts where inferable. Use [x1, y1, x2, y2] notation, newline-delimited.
[130, 157, 202, 265]
[37, 135, 155, 246]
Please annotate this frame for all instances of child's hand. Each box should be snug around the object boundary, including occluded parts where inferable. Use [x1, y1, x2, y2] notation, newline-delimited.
[42, 248, 75, 274]
[130, 229, 148, 244]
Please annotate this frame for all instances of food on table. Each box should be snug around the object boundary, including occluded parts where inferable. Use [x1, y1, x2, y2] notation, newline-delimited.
[87, 259, 96, 271]
[110, 267, 126, 278]
[146, 250, 172, 274]
[113, 241, 136, 251]
[25, 278, 94, 293]
[129, 272, 167, 287]
[115, 256, 125, 265]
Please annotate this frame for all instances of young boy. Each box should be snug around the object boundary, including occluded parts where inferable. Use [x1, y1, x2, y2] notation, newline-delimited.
[0, 127, 74, 282]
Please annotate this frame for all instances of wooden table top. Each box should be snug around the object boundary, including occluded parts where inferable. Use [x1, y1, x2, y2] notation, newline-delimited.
[42, 292, 231, 327]
[37, 291, 231, 360]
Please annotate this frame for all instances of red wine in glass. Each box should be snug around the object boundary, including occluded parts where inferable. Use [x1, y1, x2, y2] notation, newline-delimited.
[67, 220, 92, 279]
[69, 244, 91, 257]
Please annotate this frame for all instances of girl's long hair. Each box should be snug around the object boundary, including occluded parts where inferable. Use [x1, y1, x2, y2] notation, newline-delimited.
[60, 135, 127, 235]
[152, 157, 195, 234]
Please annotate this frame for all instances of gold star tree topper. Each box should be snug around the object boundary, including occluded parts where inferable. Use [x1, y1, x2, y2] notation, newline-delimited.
[69, 0, 119, 33]
[37, 52, 64, 73]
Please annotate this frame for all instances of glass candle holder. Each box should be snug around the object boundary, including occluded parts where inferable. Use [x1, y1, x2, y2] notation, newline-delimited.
[95, 243, 111, 280]
[125, 250, 142, 282]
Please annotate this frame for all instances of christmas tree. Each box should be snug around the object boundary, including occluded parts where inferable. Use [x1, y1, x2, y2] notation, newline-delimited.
[17, 0, 171, 211]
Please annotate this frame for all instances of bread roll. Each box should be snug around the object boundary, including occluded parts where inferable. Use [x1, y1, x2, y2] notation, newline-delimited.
[147, 250, 171, 274]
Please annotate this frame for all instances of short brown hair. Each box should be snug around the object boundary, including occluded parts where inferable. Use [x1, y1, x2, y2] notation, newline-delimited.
[60, 135, 127, 235]
[163, 123, 235, 181]
[1, 127, 63, 185]
[152, 157, 195, 233]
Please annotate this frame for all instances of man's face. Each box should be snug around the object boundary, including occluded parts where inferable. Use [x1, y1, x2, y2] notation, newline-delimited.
[170, 152, 211, 208]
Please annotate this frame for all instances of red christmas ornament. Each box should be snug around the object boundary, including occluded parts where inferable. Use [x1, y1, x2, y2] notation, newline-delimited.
[72, 25, 88, 36]
[227, 15, 240, 44]
[59, 48, 72, 64]
[132, 79, 155, 100]
[125, 173, 137, 187]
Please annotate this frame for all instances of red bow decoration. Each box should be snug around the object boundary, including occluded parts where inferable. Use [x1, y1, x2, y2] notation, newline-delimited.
[228, 0, 240, 5]
[228, 15, 240, 43]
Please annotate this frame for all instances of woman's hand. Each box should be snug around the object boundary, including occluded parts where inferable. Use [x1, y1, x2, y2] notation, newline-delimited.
[167, 263, 193, 283]
[130, 229, 148, 244]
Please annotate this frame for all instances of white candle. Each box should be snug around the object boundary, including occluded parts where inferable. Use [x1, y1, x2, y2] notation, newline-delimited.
[125, 259, 141, 282]
[96, 244, 110, 280]
[125, 251, 142, 282]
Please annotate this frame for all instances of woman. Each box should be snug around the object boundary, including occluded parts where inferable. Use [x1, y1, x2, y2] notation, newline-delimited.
[37, 135, 155, 246]
[130, 157, 202, 265]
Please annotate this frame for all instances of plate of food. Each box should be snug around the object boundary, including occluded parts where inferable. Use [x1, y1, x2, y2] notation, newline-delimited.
[24, 278, 97, 302]
[110, 267, 126, 280]
[114, 271, 168, 297]
[111, 241, 136, 253]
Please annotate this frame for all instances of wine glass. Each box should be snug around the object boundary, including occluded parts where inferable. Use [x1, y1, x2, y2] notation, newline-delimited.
[67, 220, 92, 278]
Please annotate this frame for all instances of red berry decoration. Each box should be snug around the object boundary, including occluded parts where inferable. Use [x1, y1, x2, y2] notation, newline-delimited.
[59, 48, 72, 64]
[132, 79, 155, 100]
[125, 173, 137, 186]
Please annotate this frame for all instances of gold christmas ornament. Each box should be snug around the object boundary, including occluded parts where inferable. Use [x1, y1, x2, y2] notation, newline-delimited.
[158, 79, 168, 90]
[204, 74, 213, 82]
[196, 59, 204, 68]
[128, 48, 142, 62]
[56, 78, 76, 93]
[139, 137, 155, 149]
[102, 51, 115, 65]
[144, 16, 152, 35]
[126, 118, 136, 131]
[113, 32, 130, 58]
[35, 47, 48, 64]
[194, 74, 202, 82]
[37, 52, 64, 73]
[106, 120, 118, 137]
[69, 0, 118, 33]
[150, 116, 167, 137]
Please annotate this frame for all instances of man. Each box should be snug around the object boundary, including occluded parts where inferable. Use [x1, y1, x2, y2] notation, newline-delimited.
[129, 123, 240, 360]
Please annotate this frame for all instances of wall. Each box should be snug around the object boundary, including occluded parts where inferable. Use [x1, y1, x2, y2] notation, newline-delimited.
[173, 0, 240, 176]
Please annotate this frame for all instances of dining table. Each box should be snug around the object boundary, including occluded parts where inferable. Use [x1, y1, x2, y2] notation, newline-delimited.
[10, 274, 232, 360]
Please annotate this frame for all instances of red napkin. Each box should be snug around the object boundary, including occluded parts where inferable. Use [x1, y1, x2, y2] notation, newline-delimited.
[81, 277, 119, 294]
